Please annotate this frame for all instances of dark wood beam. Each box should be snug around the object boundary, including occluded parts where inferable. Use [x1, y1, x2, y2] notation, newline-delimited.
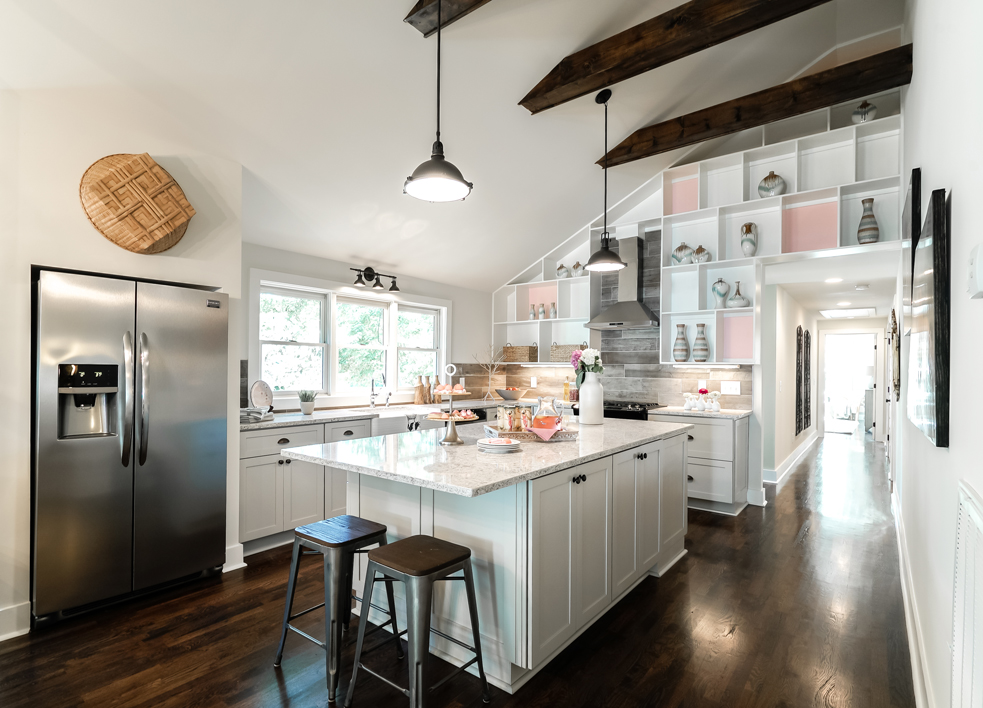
[598, 44, 913, 168]
[520, 0, 834, 115]
[404, 0, 495, 37]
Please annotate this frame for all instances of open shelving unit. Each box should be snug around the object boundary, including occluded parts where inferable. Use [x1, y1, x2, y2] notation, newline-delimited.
[494, 90, 903, 368]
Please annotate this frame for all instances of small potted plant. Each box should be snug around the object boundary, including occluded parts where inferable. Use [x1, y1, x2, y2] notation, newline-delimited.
[298, 390, 317, 415]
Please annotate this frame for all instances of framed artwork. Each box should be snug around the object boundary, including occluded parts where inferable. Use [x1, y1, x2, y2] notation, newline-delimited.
[907, 188, 950, 447]
[902, 168, 921, 335]
[796, 325, 803, 435]
[891, 310, 901, 402]
[803, 330, 811, 429]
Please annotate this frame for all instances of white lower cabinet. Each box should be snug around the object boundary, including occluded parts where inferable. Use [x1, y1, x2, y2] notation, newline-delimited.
[611, 441, 664, 597]
[283, 459, 325, 529]
[239, 455, 283, 542]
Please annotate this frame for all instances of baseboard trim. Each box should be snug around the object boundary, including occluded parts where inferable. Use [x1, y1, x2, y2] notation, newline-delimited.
[0, 601, 31, 643]
[747, 488, 767, 507]
[649, 547, 687, 578]
[763, 431, 818, 485]
[222, 543, 246, 573]
[892, 491, 933, 708]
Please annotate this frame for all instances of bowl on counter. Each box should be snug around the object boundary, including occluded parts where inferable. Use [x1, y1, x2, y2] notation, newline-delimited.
[496, 388, 528, 401]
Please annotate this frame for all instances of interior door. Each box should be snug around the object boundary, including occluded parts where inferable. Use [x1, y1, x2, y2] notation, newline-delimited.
[34, 271, 136, 616]
[133, 283, 228, 590]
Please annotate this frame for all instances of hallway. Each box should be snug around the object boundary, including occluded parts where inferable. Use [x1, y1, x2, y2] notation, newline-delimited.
[0, 434, 916, 707]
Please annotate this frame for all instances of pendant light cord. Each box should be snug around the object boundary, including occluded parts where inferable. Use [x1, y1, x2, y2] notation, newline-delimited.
[603, 98, 608, 243]
[435, 0, 442, 149]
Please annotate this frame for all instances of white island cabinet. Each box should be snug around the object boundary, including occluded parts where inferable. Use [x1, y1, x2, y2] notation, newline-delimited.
[282, 419, 692, 694]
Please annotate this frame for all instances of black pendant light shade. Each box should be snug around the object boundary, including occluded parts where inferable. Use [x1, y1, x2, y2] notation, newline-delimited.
[585, 89, 626, 273]
[404, 0, 472, 202]
[353, 271, 366, 287]
[389, 278, 400, 292]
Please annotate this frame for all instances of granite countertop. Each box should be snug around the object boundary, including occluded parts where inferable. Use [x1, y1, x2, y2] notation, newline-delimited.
[651, 407, 752, 421]
[280, 419, 693, 497]
[240, 397, 544, 431]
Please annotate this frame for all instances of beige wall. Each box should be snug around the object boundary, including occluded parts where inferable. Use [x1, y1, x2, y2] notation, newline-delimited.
[0, 88, 243, 640]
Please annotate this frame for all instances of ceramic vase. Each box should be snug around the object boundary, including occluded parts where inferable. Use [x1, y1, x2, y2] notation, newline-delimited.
[579, 372, 604, 425]
[740, 222, 758, 257]
[851, 100, 877, 124]
[857, 198, 880, 244]
[529, 304, 536, 320]
[671, 242, 695, 266]
[696, 396, 706, 411]
[712, 278, 730, 309]
[538, 303, 546, 319]
[693, 324, 710, 362]
[572, 261, 584, 277]
[673, 324, 690, 362]
[758, 171, 787, 198]
[556, 264, 571, 279]
[549, 302, 557, 319]
[712, 400, 721, 413]
[300, 400, 315, 415]
[683, 393, 694, 411]
[694, 245, 711, 263]
[727, 280, 750, 308]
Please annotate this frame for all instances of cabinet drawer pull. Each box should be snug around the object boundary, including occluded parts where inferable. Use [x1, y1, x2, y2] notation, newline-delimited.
[278, 459, 284, 465]
[687, 435, 694, 441]
[687, 475, 694, 482]
[278, 437, 290, 445]
[344, 430, 354, 436]
[580, 474, 587, 483]
[285, 459, 291, 464]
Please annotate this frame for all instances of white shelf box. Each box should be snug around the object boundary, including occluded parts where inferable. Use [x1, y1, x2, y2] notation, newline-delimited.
[781, 188, 839, 254]
[797, 126, 855, 192]
[662, 208, 719, 265]
[515, 281, 558, 321]
[856, 115, 900, 182]
[663, 164, 700, 216]
[716, 310, 755, 363]
[493, 286, 516, 324]
[839, 177, 901, 247]
[763, 109, 829, 145]
[551, 320, 589, 350]
[663, 313, 716, 364]
[703, 262, 755, 310]
[744, 142, 797, 201]
[663, 266, 700, 312]
[699, 154, 743, 209]
[556, 277, 590, 319]
[719, 198, 782, 260]
[830, 90, 901, 130]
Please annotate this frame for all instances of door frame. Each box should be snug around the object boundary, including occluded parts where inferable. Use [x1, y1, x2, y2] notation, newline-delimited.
[817, 327, 885, 442]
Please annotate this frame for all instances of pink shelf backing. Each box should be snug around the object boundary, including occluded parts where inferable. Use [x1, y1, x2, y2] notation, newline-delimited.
[722, 314, 754, 361]
[782, 202, 838, 253]
[670, 177, 698, 215]
[523, 284, 557, 317]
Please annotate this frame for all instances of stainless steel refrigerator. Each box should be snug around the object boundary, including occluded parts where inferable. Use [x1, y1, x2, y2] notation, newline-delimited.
[33, 270, 229, 621]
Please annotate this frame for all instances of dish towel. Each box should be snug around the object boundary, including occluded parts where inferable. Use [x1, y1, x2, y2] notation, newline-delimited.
[524, 425, 563, 442]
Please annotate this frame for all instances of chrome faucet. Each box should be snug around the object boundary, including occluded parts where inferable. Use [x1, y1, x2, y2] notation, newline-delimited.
[385, 392, 392, 408]
[369, 379, 378, 408]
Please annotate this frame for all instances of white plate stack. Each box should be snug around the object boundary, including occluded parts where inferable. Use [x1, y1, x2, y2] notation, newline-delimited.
[477, 438, 521, 454]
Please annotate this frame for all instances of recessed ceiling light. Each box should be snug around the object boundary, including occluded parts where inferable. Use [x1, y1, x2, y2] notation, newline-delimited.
[837, 301, 851, 306]
[821, 308, 876, 318]
[855, 284, 869, 291]
[825, 277, 843, 283]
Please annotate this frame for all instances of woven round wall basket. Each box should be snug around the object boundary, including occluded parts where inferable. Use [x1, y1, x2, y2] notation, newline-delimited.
[79, 153, 196, 254]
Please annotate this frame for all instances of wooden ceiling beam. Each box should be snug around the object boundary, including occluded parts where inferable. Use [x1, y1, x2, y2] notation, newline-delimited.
[404, 0, 495, 37]
[520, 0, 834, 115]
[598, 44, 913, 168]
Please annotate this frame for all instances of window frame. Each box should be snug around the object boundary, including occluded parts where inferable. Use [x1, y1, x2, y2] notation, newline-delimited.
[331, 295, 391, 395]
[395, 304, 441, 390]
[258, 285, 329, 394]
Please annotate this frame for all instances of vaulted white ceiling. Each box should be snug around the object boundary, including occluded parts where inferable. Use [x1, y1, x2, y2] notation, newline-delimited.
[0, 0, 903, 291]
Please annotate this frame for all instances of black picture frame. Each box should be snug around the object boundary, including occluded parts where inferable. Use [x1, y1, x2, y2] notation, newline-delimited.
[902, 168, 921, 335]
[906, 188, 950, 447]
[803, 330, 811, 429]
[795, 326, 803, 436]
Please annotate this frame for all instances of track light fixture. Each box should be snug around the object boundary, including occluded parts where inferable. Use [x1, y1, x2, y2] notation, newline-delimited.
[351, 267, 400, 293]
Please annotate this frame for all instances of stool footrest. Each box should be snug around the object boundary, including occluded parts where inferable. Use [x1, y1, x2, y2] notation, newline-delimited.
[357, 627, 407, 656]
[429, 626, 478, 655]
[287, 602, 325, 622]
[356, 663, 411, 698]
[429, 657, 477, 693]
[286, 624, 326, 650]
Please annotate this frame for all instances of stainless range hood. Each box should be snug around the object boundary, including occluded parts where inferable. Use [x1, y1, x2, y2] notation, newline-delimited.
[586, 236, 659, 330]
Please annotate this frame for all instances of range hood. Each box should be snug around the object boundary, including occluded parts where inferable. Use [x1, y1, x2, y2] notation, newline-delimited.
[586, 236, 659, 330]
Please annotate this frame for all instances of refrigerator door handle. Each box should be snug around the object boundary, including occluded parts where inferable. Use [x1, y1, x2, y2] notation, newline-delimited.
[137, 332, 150, 466]
[122, 331, 135, 465]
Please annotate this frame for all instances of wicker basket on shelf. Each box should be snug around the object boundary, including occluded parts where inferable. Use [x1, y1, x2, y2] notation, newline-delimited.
[502, 342, 538, 362]
[551, 341, 587, 363]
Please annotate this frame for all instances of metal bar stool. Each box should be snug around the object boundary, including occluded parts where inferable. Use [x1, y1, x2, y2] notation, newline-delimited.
[274, 515, 403, 703]
[345, 534, 491, 708]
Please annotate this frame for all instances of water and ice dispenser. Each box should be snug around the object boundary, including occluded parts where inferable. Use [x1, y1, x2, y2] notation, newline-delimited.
[57, 363, 119, 439]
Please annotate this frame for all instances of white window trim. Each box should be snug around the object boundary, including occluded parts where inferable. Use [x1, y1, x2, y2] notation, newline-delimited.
[258, 285, 329, 394]
[248, 268, 451, 410]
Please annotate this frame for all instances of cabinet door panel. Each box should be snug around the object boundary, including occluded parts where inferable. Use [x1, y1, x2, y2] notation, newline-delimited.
[636, 444, 662, 572]
[530, 469, 576, 667]
[687, 459, 734, 503]
[611, 450, 638, 597]
[576, 458, 611, 627]
[239, 456, 283, 542]
[325, 467, 348, 519]
[283, 459, 325, 529]
[660, 440, 687, 553]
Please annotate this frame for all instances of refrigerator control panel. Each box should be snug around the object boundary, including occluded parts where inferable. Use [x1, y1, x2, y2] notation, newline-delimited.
[57, 363, 119, 391]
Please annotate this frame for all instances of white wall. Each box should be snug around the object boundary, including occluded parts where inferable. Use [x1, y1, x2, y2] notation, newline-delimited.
[761, 285, 818, 480]
[240, 243, 492, 374]
[896, 0, 983, 705]
[0, 88, 243, 640]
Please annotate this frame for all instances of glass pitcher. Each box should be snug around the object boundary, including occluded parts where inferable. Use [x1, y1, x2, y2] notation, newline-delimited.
[532, 396, 562, 429]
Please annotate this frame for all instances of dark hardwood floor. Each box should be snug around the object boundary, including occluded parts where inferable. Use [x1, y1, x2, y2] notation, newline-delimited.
[0, 432, 916, 707]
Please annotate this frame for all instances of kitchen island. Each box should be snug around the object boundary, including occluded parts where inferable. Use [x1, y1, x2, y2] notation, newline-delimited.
[281, 419, 693, 693]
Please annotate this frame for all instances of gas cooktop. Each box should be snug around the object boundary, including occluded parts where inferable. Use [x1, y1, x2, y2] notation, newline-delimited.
[573, 400, 664, 420]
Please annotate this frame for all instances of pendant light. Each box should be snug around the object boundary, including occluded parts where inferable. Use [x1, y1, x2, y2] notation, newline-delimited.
[403, 0, 473, 202]
[585, 89, 626, 273]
